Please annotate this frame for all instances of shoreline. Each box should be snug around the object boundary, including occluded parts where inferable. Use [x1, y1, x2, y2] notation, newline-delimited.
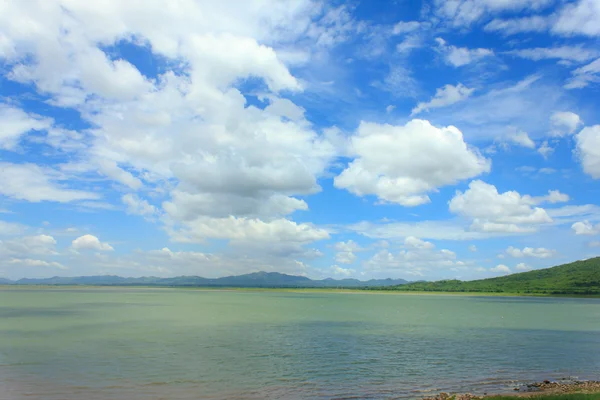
[1, 284, 600, 298]
[425, 380, 600, 399]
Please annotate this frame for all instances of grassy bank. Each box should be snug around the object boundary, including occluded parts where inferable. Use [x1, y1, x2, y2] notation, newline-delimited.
[2, 285, 600, 298]
[486, 395, 600, 399]
[381, 258, 600, 296]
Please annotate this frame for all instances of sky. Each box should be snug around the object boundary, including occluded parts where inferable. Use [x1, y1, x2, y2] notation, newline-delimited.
[1, 0, 600, 281]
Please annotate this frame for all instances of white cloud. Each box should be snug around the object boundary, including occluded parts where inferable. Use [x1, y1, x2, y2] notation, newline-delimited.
[334, 240, 361, 264]
[348, 219, 491, 241]
[546, 204, 600, 222]
[396, 34, 424, 55]
[469, 244, 477, 252]
[334, 120, 490, 206]
[589, 241, 600, 248]
[434, 0, 553, 27]
[72, 234, 114, 251]
[0, 235, 57, 256]
[97, 160, 143, 190]
[538, 141, 554, 159]
[167, 216, 329, 247]
[425, 75, 564, 142]
[392, 21, 421, 34]
[505, 246, 556, 258]
[0, 0, 346, 256]
[541, 190, 570, 204]
[411, 83, 474, 116]
[484, 16, 550, 35]
[122, 194, 158, 217]
[505, 129, 535, 149]
[0, 104, 53, 150]
[515, 263, 531, 271]
[565, 58, 600, 89]
[0, 220, 26, 237]
[550, 111, 583, 136]
[375, 65, 419, 97]
[491, 264, 511, 274]
[329, 265, 355, 277]
[404, 236, 435, 250]
[385, 105, 396, 113]
[506, 46, 599, 63]
[0, 162, 100, 203]
[435, 37, 494, 67]
[553, 0, 600, 37]
[449, 180, 553, 233]
[572, 220, 600, 235]
[575, 125, 600, 178]
[364, 239, 460, 276]
[7, 258, 67, 270]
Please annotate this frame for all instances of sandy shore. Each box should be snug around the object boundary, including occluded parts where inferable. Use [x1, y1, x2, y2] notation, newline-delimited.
[424, 380, 600, 399]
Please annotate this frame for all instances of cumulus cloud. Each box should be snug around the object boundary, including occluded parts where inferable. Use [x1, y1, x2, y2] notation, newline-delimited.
[538, 141, 554, 159]
[572, 220, 600, 235]
[0, 233, 66, 276]
[329, 265, 355, 277]
[72, 234, 114, 251]
[334, 240, 361, 264]
[435, 37, 494, 67]
[7, 258, 67, 270]
[0, 235, 57, 256]
[575, 125, 600, 178]
[449, 180, 554, 233]
[505, 246, 556, 258]
[411, 83, 474, 116]
[469, 244, 477, 252]
[0, 0, 342, 259]
[491, 264, 511, 274]
[392, 21, 421, 34]
[0, 220, 26, 237]
[0, 104, 53, 150]
[167, 216, 329, 248]
[334, 120, 490, 206]
[404, 236, 435, 250]
[364, 237, 460, 276]
[122, 194, 158, 217]
[0, 162, 100, 203]
[552, 0, 600, 37]
[550, 111, 583, 136]
[505, 129, 535, 149]
[515, 263, 531, 271]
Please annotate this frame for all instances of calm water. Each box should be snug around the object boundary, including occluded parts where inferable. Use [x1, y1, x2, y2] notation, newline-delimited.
[1, 288, 599, 400]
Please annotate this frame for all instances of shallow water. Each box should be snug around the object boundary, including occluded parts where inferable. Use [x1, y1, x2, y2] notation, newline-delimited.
[1, 288, 599, 399]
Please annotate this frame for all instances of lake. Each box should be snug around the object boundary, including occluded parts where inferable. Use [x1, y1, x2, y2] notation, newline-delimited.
[1, 288, 599, 399]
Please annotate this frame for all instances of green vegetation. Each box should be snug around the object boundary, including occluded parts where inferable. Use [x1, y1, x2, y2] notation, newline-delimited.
[484, 395, 600, 400]
[379, 257, 600, 295]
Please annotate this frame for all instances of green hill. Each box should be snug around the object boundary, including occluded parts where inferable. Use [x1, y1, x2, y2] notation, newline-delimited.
[379, 257, 600, 295]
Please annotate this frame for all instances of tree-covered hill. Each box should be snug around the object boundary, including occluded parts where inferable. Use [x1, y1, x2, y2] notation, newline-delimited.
[379, 257, 600, 295]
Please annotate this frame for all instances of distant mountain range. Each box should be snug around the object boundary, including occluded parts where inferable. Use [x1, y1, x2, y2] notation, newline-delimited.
[1, 271, 409, 288]
[377, 257, 600, 295]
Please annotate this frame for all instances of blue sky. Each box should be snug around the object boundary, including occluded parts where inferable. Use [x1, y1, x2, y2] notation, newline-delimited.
[1, 0, 600, 280]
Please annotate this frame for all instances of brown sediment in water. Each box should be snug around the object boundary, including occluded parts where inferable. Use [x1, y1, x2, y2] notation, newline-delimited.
[423, 380, 600, 399]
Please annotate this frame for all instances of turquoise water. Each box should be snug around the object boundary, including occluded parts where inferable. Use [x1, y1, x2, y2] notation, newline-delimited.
[1, 288, 599, 399]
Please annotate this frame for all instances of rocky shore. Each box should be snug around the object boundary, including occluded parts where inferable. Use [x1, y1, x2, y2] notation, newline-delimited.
[424, 380, 600, 399]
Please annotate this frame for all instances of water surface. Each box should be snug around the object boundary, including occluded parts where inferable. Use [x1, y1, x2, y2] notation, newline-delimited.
[1, 288, 599, 399]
